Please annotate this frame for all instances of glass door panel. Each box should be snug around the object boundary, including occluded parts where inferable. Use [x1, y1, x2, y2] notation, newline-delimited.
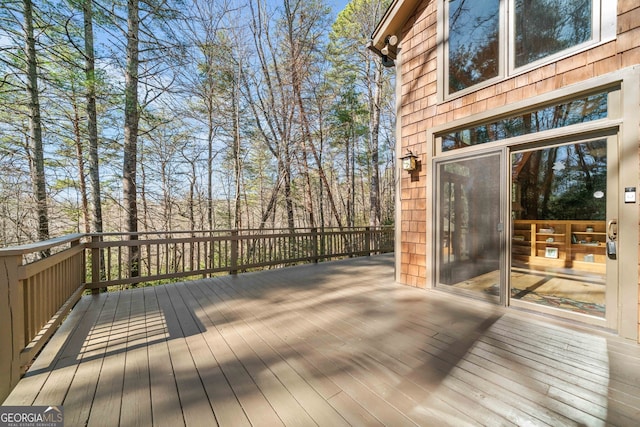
[510, 139, 612, 319]
[436, 152, 503, 301]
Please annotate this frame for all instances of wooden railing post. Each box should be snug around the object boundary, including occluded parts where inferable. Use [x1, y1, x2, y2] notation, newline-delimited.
[365, 226, 371, 256]
[230, 230, 238, 275]
[311, 227, 318, 263]
[0, 252, 24, 403]
[91, 235, 101, 294]
[129, 232, 140, 286]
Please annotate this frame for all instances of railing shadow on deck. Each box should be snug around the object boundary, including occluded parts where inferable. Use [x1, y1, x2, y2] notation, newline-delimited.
[0, 226, 393, 402]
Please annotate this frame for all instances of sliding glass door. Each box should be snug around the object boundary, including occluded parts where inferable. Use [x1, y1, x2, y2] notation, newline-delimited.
[435, 151, 505, 302]
[433, 138, 618, 326]
[510, 137, 618, 324]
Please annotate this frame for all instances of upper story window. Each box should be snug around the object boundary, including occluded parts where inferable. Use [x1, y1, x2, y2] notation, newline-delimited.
[448, 0, 500, 93]
[514, 0, 592, 68]
[445, 0, 615, 97]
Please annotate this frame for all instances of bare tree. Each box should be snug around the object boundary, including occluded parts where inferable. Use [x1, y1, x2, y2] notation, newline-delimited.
[283, 0, 343, 229]
[329, 0, 394, 227]
[83, 0, 104, 238]
[179, 0, 233, 231]
[69, 83, 90, 233]
[247, 0, 297, 231]
[23, 0, 50, 252]
[122, 0, 140, 276]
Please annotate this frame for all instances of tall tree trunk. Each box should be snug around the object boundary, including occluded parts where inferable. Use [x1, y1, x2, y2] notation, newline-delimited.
[24, 0, 49, 251]
[347, 126, 353, 227]
[284, 0, 341, 230]
[301, 147, 316, 228]
[248, 0, 295, 231]
[295, 93, 342, 230]
[139, 146, 150, 230]
[83, 0, 103, 236]
[207, 98, 215, 231]
[282, 149, 295, 231]
[295, 90, 342, 229]
[83, 0, 106, 281]
[161, 161, 171, 232]
[232, 76, 242, 230]
[123, 0, 140, 279]
[71, 92, 90, 233]
[369, 61, 383, 227]
[186, 154, 197, 232]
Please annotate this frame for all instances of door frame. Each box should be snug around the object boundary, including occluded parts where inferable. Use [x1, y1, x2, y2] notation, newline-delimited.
[433, 149, 508, 304]
[506, 134, 619, 329]
[424, 68, 640, 339]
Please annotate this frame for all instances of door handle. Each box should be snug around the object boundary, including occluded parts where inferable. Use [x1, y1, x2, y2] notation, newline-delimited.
[607, 219, 618, 241]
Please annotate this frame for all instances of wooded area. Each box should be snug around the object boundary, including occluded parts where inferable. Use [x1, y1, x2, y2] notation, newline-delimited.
[0, 0, 395, 248]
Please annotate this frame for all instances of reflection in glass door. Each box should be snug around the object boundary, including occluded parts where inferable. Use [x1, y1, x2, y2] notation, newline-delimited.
[436, 152, 503, 301]
[510, 139, 613, 319]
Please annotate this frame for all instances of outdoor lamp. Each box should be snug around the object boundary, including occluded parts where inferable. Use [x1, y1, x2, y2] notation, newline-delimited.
[380, 34, 398, 67]
[401, 150, 418, 172]
[381, 34, 398, 55]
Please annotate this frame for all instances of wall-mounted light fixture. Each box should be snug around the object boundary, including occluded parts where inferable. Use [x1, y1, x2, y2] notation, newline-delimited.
[380, 34, 398, 68]
[380, 35, 398, 56]
[401, 150, 418, 172]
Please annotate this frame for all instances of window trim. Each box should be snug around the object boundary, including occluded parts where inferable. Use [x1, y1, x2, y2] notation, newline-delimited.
[439, 0, 617, 102]
[430, 73, 624, 157]
[442, 0, 505, 98]
[439, 91, 610, 153]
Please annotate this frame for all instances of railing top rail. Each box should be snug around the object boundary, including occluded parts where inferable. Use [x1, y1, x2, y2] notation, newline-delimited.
[87, 227, 393, 239]
[0, 233, 85, 256]
[87, 226, 392, 238]
[1, 226, 395, 254]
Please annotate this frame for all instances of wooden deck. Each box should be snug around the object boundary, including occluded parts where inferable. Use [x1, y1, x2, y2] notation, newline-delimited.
[3, 254, 640, 426]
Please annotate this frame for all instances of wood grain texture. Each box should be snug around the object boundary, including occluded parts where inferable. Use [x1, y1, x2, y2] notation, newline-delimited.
[3, 254, 640, 426]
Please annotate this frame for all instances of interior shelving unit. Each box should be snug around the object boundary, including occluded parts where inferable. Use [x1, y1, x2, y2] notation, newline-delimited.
[512, 220, 606, 275]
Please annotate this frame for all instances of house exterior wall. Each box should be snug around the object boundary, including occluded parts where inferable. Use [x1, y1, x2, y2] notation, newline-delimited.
[395, 1, 640, 338]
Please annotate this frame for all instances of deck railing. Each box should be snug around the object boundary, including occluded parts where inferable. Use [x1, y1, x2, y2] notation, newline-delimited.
[0, 234, 86, 402]
[0, 226, 393, 401]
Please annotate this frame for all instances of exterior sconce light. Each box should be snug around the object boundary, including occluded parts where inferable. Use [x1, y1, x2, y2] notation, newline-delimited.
[401, 150, 418, 172]
[380, 34, 398, 56]
[380, 34, 398, 68]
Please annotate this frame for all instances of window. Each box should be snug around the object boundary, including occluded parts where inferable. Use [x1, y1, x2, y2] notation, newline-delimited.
[441, 91, 608, 152]
[445, 0, 613, 96]
[448, 0, 500, 93]
[514, 0, 592, 68]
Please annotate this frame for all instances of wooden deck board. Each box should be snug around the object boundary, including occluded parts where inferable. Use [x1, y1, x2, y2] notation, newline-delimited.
[154, 284, 218, 427]
[120, 288, 152, 427]
[142, 286, 185, 427]
[213, 271, 498, 426]
[176, 280, 285, 427]
[86, 290, 129, 426]
[63, 293, 118, 426]
[174, 281, 255, 427]
[213, 273, 431, 426]
[199, 279, 381, 426]
[191, 280, 350, 427]
[3, 254, 640, 426]
[196, 286, 320, 427]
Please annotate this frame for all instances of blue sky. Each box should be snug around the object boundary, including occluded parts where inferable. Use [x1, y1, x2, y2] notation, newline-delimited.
[329, 0, 351, 15]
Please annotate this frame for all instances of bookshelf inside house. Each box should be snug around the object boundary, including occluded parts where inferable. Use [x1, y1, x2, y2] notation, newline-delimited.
[512, 220, 606, 275]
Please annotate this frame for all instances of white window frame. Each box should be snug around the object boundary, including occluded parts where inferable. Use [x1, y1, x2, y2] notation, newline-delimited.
[439, 0, 617, 102]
